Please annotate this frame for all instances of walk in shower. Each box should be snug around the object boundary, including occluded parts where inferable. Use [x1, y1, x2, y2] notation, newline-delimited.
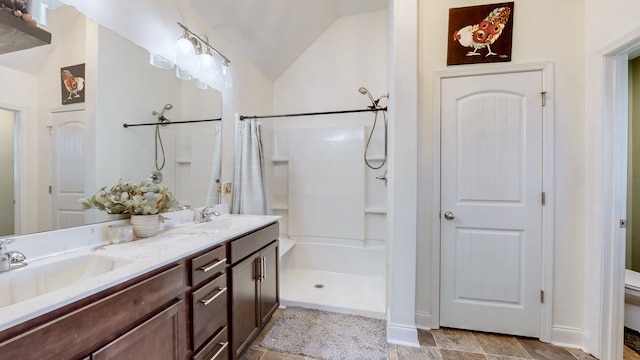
[235, 8, 390, 319]
[244, 89, 388, 319]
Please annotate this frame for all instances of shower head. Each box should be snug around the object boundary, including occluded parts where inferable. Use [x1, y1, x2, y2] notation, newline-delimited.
[152, 104, 173, 116]
[358, 87, 378, 108]
[152, 103, 173, 124]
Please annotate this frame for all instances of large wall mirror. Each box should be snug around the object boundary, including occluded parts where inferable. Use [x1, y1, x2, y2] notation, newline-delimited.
[0, 5, 222, 237]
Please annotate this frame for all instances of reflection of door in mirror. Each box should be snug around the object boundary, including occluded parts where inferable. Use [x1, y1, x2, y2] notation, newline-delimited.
[50, 107, 86, 231]
[628, 57, 640, 273]
[0, 108, 15, 236]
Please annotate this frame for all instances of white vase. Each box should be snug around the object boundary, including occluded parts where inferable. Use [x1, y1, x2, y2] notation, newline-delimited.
[130, 214, 160, 238]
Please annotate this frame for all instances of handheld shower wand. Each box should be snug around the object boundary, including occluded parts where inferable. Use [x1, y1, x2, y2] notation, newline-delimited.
[151, 103, 173, 172]
[359, 87, 378, 108]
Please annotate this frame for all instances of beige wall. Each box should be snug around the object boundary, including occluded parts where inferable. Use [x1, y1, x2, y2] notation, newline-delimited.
[417, 0, 586, 344]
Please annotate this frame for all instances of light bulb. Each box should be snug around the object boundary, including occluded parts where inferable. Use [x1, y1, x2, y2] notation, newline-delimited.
[197, 52, 218, 86]
[175, 37, 197, 74]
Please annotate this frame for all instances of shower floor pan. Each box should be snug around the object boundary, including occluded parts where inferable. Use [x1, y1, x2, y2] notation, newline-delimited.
[279, 269, 385, 319]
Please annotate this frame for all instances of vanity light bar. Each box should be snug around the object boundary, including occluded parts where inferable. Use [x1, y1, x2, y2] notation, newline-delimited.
[177, 22, 230, 66]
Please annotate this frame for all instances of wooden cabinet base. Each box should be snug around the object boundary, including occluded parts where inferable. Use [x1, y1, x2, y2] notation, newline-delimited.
[0, 264, 184, 360]
[92, 301, 185, 360]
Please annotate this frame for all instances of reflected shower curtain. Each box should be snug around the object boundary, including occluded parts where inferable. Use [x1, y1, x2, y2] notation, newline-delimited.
[205, 122, 223, 206]
[232, 118, 267, 214]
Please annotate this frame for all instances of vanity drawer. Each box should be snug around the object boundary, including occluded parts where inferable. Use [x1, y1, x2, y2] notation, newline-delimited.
[192, 327, 229, 360]
[191, 273, 228, 351]
[191, 244, 227, 287]
[230, 222, 278, 264]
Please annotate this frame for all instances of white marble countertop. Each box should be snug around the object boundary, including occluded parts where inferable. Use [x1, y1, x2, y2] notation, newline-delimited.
[0, 214, 280, 333]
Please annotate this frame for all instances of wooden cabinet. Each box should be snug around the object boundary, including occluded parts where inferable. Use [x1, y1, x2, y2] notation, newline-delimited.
[0, 264, 185, 360]
[230, 223, 279, 360]
[91, 300, 185, 360]
[188, 243, 229, 360]
[231, 253, 260, 358]
[192, 327, 229, 360]
[0, 220, 278, 360]
[258, 241, 279, 327]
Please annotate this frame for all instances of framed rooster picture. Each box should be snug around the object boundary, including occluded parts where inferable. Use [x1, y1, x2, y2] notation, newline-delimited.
[60, 63, 85, 105]
[447, 2, 514, 66]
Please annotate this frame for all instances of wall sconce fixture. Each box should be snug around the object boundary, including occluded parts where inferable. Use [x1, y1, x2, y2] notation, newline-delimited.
[149, 21, 232, 89]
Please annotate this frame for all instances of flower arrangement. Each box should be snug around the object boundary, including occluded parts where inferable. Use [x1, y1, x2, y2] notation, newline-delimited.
[80, 179, 179, 215]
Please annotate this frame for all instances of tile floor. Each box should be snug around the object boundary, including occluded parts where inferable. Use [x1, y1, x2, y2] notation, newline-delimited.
[626, 345, 640, 360]
[240, 308, 603, 360]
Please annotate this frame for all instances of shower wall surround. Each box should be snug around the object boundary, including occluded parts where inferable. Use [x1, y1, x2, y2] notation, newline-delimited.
[266, 123, 387, 277]
[288, 126, 365, 244]
[264, 10, 388, 314]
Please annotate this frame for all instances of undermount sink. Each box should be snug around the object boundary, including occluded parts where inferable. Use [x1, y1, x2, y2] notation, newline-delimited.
[0, 254, 133, 308]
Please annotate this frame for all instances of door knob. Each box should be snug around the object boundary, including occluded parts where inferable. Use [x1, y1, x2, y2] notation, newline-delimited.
[443, 211, 455, 220]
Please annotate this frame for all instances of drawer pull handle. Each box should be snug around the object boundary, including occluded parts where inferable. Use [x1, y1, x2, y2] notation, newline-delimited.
[199, 258, 227, 273]
[201, 287, 227, 306]
[209, 341, 229, 360]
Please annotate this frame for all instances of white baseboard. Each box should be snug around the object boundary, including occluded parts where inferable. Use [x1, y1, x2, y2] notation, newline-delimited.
[550, 325, 583, 348]
[387, 323, 420, 347]
[415, 311, 433, 330]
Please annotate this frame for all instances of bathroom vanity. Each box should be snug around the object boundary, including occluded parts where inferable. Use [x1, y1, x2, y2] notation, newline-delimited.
[0, 215, 279, 360]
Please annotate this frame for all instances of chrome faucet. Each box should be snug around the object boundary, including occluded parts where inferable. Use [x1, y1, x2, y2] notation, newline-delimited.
[0, 238, 27, 272]
[197, 207, 221, 223]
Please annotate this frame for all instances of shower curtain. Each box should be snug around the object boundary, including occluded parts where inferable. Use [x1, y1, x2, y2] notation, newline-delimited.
[205, 122, 223, 206]
[232, 118, 267, 214]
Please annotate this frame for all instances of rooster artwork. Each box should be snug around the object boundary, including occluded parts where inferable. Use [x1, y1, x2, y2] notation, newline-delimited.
[447, 2, 514, 66]
[60, 64, 85, 104]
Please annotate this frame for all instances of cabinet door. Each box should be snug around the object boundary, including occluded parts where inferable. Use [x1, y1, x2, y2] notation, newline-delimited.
[259, 241, 279, 327]
[231, 255, 260, 359]
[92, 301, 185, 360]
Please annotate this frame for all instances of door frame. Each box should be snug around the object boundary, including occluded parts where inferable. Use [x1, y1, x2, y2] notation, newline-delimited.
[431, 62, 555, 342]
[0, 104, 26, 234]
[592, 27, 640, 360]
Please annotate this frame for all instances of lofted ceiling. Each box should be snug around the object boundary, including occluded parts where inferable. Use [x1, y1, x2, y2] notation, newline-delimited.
[0, 1, 388, 79]
[183, 0, 388, 80]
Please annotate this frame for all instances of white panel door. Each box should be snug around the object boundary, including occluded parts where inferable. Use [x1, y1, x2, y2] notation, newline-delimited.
[440, 71, 543, 337]
[50, 109, 86, 230]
